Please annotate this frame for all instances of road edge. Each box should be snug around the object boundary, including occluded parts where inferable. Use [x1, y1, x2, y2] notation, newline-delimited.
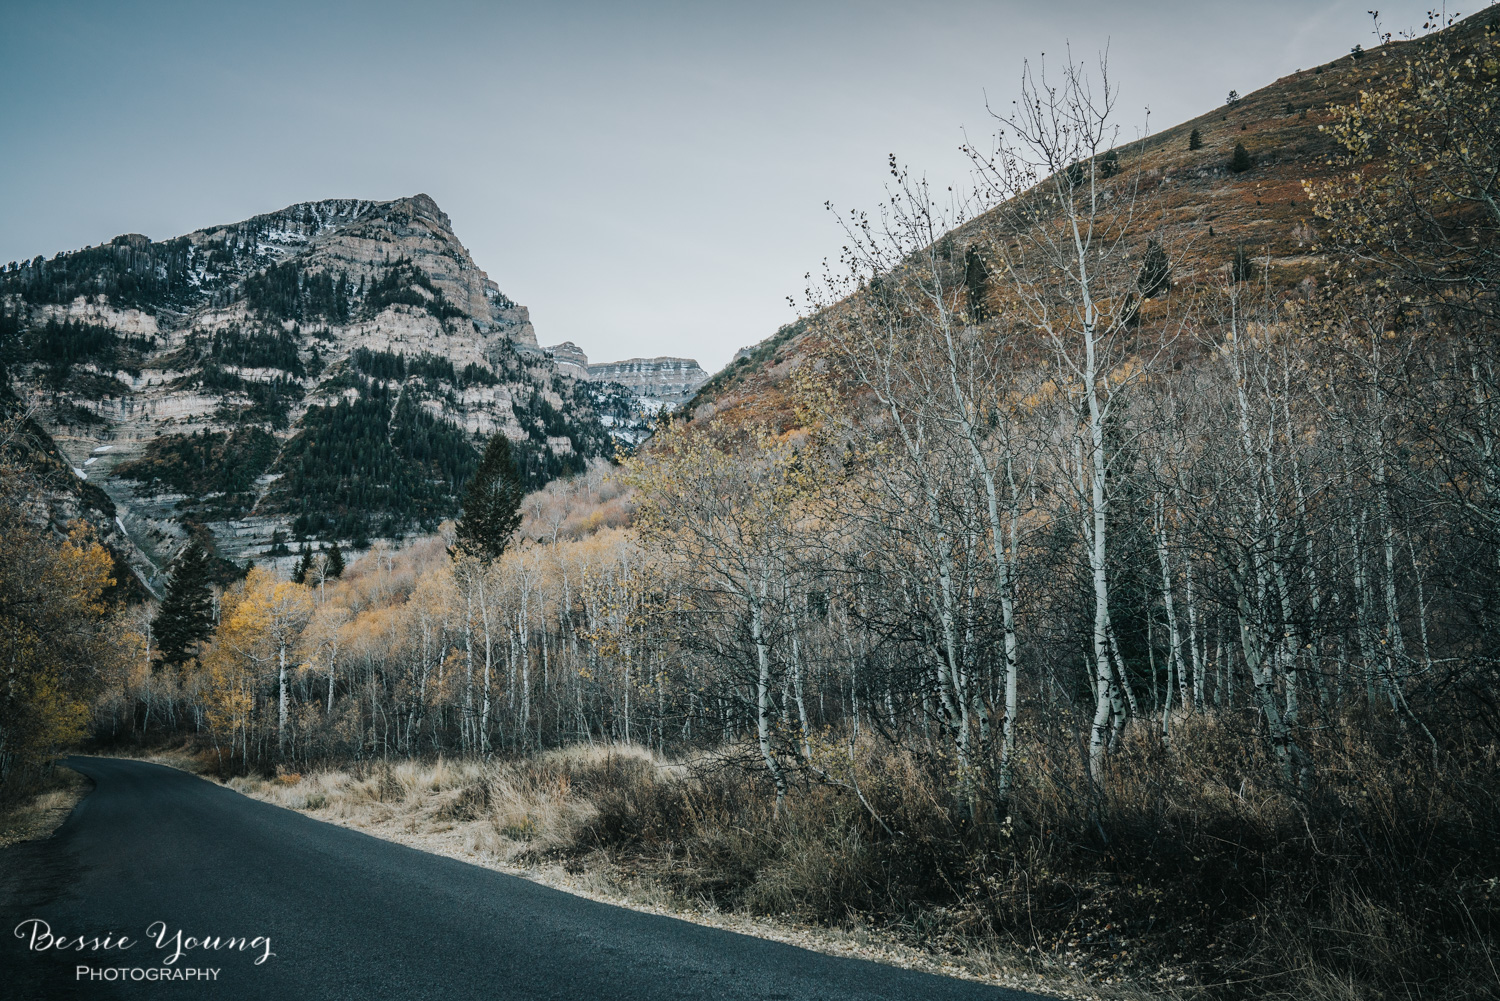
[0, 765, 92, 849]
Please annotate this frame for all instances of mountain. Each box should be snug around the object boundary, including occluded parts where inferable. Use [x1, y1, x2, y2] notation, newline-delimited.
[0, 194, 618, 587]
[586, 357, 708, 406]
[539, 342, 709, 448]
[542, 342, 709, 407]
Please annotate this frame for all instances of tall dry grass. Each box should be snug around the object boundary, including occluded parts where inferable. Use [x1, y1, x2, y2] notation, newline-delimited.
[228, 745, 673, 864]
[550, 714, 1496, 1000]
[233, 713, 1497, 1000]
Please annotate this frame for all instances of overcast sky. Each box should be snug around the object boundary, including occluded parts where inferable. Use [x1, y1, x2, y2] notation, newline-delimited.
[0, 0, 1458, 372]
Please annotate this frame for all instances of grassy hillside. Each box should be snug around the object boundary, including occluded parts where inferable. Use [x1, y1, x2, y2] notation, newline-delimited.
[689, 10, 1497, 426]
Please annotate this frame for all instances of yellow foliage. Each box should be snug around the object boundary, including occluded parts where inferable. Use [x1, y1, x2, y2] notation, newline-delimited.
[0, 508, 123, 777]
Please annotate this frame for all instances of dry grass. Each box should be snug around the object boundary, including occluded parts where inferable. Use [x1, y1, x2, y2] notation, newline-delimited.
[227, 745, 660, 866]
[226, 745, 1110, 999]
[0, 765, 88, 848]
[220, 714, 1496, 1001]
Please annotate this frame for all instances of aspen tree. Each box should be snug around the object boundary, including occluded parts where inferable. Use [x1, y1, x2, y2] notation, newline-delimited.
[966, 52, 1164, 784]
[810, 162, 1035, 806]
[627, 421, 814, 814]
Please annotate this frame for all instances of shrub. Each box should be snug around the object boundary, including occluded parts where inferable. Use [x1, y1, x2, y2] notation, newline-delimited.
[1229, 142, 1253, 173]
[1137, 239, 1172, 297]
[1232, 244, 1254, 281]
[561, 716, 1500, 998]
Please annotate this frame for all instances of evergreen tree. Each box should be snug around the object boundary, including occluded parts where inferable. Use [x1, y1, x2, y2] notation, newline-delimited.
[325, 543, 346, 578]
[291, 543, 312, 584]
[1232, 245, 1254, 283]
[1099, 148, 1120, 178]
[153, 540, 216, 667]
[1137, 239, 1172, 298]
[963, 246, 991, 322]
[1188, 127, 1203, 150]
[1229, 142, 1253, 173]
[453, 433, 524, 562]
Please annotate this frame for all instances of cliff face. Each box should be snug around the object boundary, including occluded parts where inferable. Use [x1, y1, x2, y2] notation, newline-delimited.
[587, 357, 708, 404]
[542, 342, 709, 405]
[0, 195, 611, 586]
[545, 341, 590, 380]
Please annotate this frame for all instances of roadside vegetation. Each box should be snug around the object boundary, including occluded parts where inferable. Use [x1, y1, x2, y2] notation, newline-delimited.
[4, 13, 1499, 1001]
[0, 409, 130, 805]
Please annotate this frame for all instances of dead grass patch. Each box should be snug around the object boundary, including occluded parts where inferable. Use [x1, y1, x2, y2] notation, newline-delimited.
[0, 765, 89, 848]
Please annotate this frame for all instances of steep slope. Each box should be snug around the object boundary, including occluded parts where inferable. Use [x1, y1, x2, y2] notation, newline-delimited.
[687, 12, 1498, 427]
[0, 390, 157, 599]
[0, 195, 613, 585]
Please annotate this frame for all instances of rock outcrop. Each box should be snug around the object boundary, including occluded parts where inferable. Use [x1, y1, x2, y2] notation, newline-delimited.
[588, 357, 708, 403]
[545, 341, 590, 380]
[543, 343, 709, 405]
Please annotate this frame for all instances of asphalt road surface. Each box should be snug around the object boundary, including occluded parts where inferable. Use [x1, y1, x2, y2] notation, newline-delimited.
[0, 757, 1046, 1000]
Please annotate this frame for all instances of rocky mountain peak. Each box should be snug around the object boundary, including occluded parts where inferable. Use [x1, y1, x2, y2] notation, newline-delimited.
[0, 194, 616, 585]
[544, 342, 590, 379]
[397, 192, 449, 226]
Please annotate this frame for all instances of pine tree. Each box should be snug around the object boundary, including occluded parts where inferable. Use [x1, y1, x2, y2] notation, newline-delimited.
[1137, 239, 1172, 298]
[453, 432, 524, 562]
[291, 543, 312, 584]
[1232, 245, 1254, 283]
[1229, 142, 1253, 173]
[963, 246, 990, 322]
[325, 543, 346, 578]
[153, 540, 216, 667]
[1099, 148, 1120, 178]
[1188, 127, 1203, 150]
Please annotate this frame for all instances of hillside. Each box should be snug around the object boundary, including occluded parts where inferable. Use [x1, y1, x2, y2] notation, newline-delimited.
[687, 12, 1497, 426]
[0, 195, 637, 587]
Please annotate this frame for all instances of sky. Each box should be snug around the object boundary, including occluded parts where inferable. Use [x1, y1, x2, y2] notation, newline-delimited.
[0, 0, 1467, 372]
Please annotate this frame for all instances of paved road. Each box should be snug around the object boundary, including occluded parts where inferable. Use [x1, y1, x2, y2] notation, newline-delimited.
[0, 758, 1043, 1000]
